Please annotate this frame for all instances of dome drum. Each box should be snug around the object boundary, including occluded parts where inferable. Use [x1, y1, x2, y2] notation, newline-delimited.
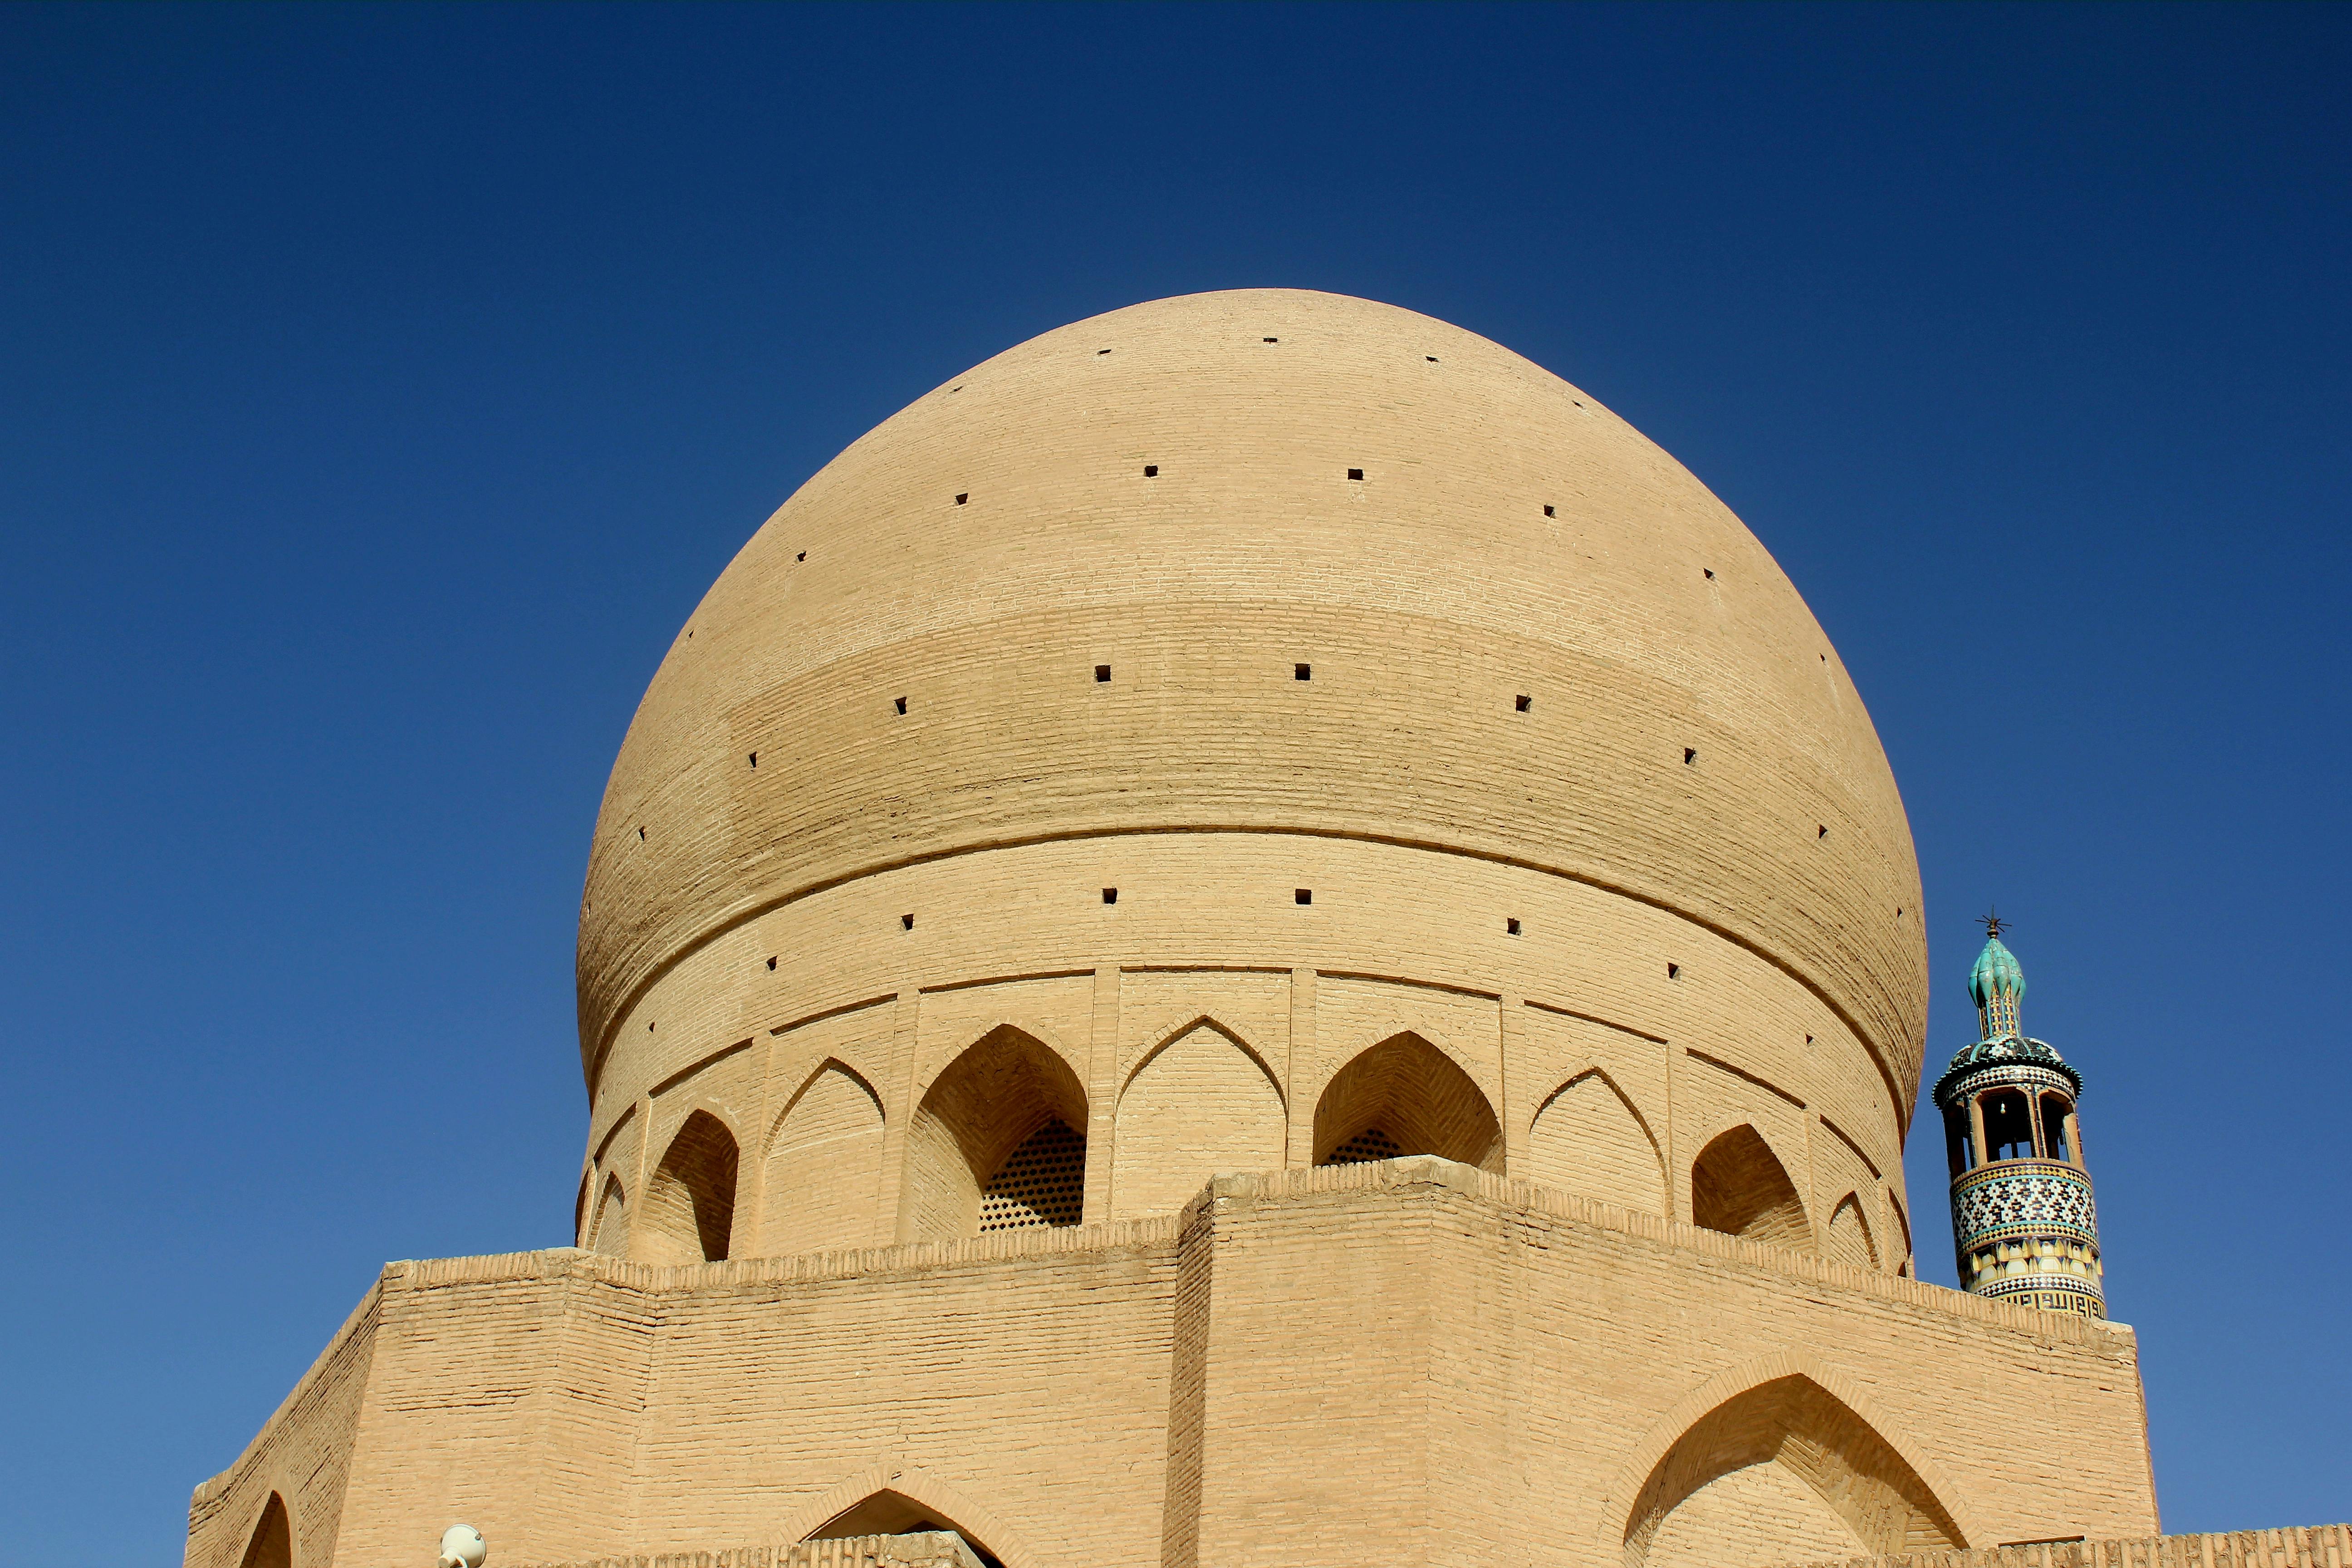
[577, 289, 1926, 1265]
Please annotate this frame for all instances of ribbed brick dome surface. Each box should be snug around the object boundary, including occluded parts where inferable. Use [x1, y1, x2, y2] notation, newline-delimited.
[579, 289, 1926, 1117]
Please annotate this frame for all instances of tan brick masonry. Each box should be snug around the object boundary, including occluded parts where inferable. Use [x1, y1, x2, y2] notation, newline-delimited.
[511, 1534, 986, 1568]
[188, 1157, 2158, 1568]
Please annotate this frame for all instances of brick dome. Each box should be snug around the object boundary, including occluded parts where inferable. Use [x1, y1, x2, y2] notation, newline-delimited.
[577, 288, 1927, 1248]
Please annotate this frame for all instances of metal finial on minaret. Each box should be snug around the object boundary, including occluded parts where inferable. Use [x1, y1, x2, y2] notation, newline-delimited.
[1934, 923, 2104, 1320]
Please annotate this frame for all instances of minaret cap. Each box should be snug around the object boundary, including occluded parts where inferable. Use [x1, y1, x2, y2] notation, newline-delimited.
[1967, 932, 2025, 1012]
[1968, 912, 2027, 1042]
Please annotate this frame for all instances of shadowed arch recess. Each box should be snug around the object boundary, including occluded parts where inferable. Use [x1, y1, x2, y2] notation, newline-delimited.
[786, 1462, 1046, 1568]
[634, 1108, 740, 1264]
[904, 1025, 1089, 1240]
[239, 1493, 292, 1568]
[812, 1490, 1005, 1568]
[1690, 1124, 1811, 1254]
[1313, 1032, 1502, 1171]
[1624, 1374, 1964, 1568]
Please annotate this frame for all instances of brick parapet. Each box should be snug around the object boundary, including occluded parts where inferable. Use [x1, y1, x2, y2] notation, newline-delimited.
[189, 1155, 2156, 1568]
[1203, 1156, 2136, 1352]
[387, 1212, 1185, 1294]
[187, 1279, 385, 1515]
[365, 1156, 2129, 1354]
[1783, 1526, 2352, 1568]
[510, 1531, 986, 1568]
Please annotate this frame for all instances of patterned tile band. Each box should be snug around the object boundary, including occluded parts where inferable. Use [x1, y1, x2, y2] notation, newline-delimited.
[1943, 1062, 2073, 1100]
[1950, 1158, 2103, 1320]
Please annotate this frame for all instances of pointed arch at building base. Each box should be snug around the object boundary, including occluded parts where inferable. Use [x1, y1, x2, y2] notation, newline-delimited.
[238, 1493, 292, 1568]
[1612, 1355, 1976, 1568]
[787, 1462, 1043, 1568]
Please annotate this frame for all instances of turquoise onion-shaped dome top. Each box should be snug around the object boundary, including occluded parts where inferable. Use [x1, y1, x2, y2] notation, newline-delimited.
[1968, 936, 2026, 1009]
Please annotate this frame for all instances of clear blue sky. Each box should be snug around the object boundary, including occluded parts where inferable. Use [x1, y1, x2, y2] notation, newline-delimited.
[3, 5, 2344, 1561]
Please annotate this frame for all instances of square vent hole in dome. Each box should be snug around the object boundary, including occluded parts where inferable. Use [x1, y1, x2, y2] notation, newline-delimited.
[979, 1120, 1086, 1230]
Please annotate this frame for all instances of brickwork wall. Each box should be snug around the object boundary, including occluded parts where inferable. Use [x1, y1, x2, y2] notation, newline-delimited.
[1168, 1161, 2153, 1568]
[192, 1160, 2158, 1568]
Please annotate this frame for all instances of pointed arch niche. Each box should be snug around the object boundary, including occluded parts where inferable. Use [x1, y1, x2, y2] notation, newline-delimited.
[1690, 1125, 1811, 1253]
[1112, 1019, 1285, 1219]
[903, 1025, 1089, 1240]
[1312, 1032, 1502, 1171]
[1524, 1070, 1665, 1215]
[761, 1060, 887, 1257]
[589, 1174, 628, 1257]
[239, 1493, 292, 1568]
[633, 1109, 740, 1264]
[1622, 1375, 1963, 1568]
[1826, 1192, 1881, 1270]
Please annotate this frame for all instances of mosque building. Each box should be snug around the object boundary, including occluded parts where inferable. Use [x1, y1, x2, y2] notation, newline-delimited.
[186, 290, 2334, 1568]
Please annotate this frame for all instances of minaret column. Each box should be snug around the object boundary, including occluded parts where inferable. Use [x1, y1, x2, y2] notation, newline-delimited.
[1936, 921, 2106, 1320]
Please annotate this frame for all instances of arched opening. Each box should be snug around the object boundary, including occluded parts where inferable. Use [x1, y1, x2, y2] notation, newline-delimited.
[1981, 1089, 2035, 1161]
[590, 1174, 628, 1256]
[763, 1061, 887, 1257]
[810, 1490, 1006, 1568]
[634, 1110, 740, 1264]
[1112, 1019, 1285, 1218]
[574, 1170, 592, 1247]
[1313, 1033, 1503, 1171]
[1942, 1103, 1976, 1175]
[1689, 1126, 1810, 1253]
[239, 1493, 292, 1568]
[1889, 1192, 1913, 1272]
[1825, 1191, 1880, 1270]
[2039, 1092, 2074, 1163]
[1623, 1375, 1963, 1568]
[1525, 1069, 1665, 1215]
[904, 1025, 1089, 1240]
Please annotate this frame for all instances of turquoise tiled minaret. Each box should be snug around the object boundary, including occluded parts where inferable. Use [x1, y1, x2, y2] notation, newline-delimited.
[1934, 921, 2104, 1319]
